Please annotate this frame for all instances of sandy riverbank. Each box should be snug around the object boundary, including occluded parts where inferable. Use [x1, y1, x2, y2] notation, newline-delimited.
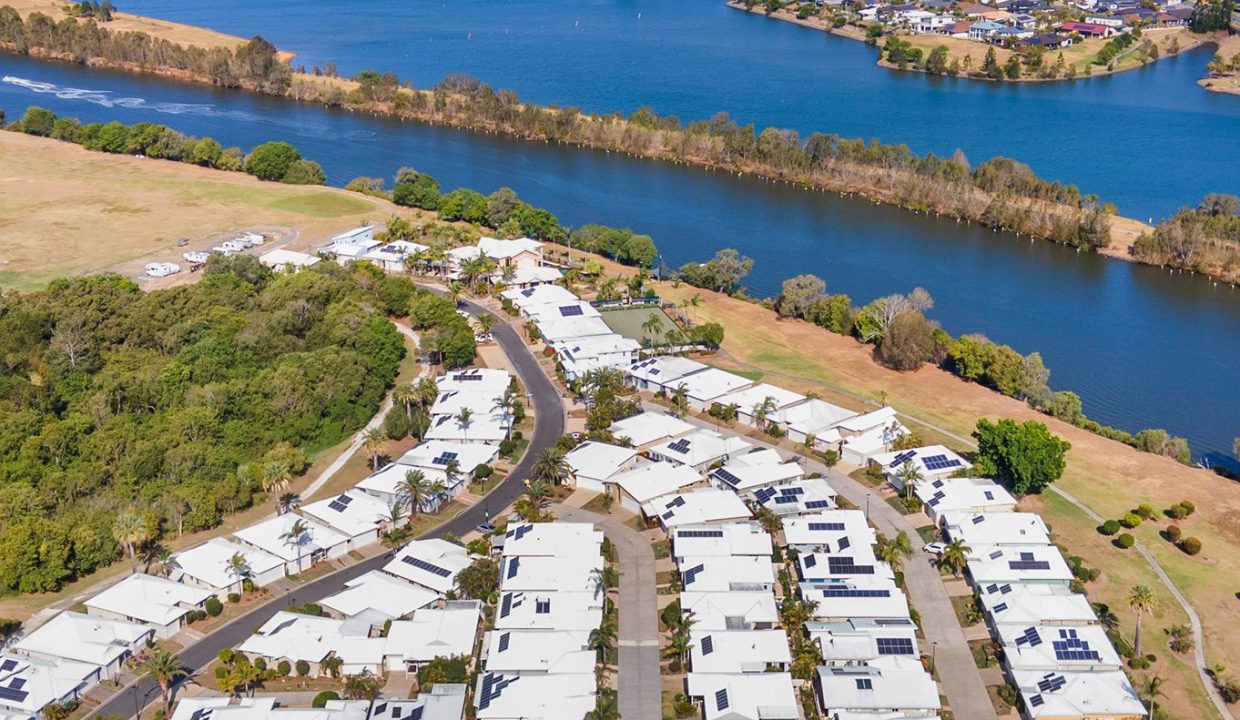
[1199, 33, 1240, 96]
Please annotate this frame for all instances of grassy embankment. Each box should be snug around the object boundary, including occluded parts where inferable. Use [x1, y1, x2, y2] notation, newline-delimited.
[729, 1, 1207, 81]
[652, 280, 1237, 720]
[1199, 33, 1240, 96]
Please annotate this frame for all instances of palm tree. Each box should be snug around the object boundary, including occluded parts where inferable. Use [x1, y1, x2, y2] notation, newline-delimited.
[641, 314, 665, 350]
[320, 654, 344, 680]
[1129, 584, 1157, 655]
[447, 280, 465, 306]
[755, 506, 782, 537]
[670, 384, 690, 417]
[400, 469, 432, 518]
[279, 519, 311, 574]
[279, 492, 302, 514]
[751, 396, 777, 430]
[1142, 675, 1166, 718]
[142, 544, 177, 577]
[443, 459, 462, 492]
[880, 531, 914, 574]
[455, 407, 474, 443]
[393, 382, 417, 417]
[897, 460, 924, 500]
[112, 512, 148, 575]
[343, 670, 384, 718]
[361, 427, 387, 471]
[476, 312, 495, 334]
[586, 688, 620, 720]
[664, 628, 693, 667]
[937, 539, 971, 578]
[384, 499, 407, 532]
[1092, 602, 1120, 631]
[226, 551, 251, 590]
[262, 460, 293, 515]
[144, 650, 188, 717]
[414, 377, 440, 409]
[533, 447, 571, 486]
[588, 612, 618, 665]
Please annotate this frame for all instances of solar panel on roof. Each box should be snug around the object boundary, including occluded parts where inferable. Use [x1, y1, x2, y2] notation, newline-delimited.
[535, 598, 550, 614]
[986, 584, 999, 594]
[407, 705, 424, 720]
[774, 495, 797, 505]
[402, 556, 451, 577]
[1015, 627, 1043, 647]
[855, 678, 873, 690]
[826, 556, 873, 575]
[431, 451, 459, 466]
[972, 515, 986, 524]
[1000, 584, 1012, 594]
[754, 488, 777, 503]
[804, 555, 817, 568]
[932, 479, 944, 488]
[715, 689, 729, 711]
[1029, 694, 1045, 708]
[876, 637, 915, 655]
[701, 635, 714, 655]
[821, 589, 890, 598]
[328, 499, 349, 512]
[808, 522, 845, 531]
[0, 686, 27, 702]
[667, 439, 692, 454]
[506, 557, 521, 579]
[888, 450, 916, 468]
[668, 496, 686, 508]
[662, 510, 675, 520]
[500, 594, 513, 618]
[559, 305, 585, 317]
[0, 660, 14, 672]
[715, 469, 743, 487]
[513, 525, 531, 541]
[678, 529, 725, 538]
[922, 454, 963, 471]
[1010, 560, 1052, 571]
[805, 500, 831, 509]
[993, 602, 1008, 613]
[989, 550, 1004, 560]
[984, 491, 995, 500]
[498, 632, 511, 652]
[1038, 674, 1067, 693]
[374, 702, 387, 716]
[780, 487, 805, 496]
[837, 536, 850, 551]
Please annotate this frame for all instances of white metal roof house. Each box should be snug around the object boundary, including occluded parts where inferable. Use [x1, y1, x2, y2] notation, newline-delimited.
[997, 623, 1123, 672]
[319, 570, 440, 620]
[965, 545, 1074, 587]
[493, 591, 604, 633]
[435, 368, 512, 396]
[685, 672, 799, 720]
[507, 263, 562, 289]
[876, 445, 973, 488]
[171, 688, 468, 720]
[917, 477, 1017, 522]
[666, 368, 754, 411]
[805, 617, 920, 665]
[385, 601, 482, 673]
[813, 657, 940, 718]
[84, 573, 212, 639]
[383, 538, 474, 595]
[942, 512, 1050, 548]
[482, 630, 594, 675]
[782, 511, 876, 553]
[499, 554, 603, 595]
[171, 537, 285, 597]
[799, 578, 911, 622]
[978, 582, 1097, 627]
[523, 301, 601, 322]
[474, 670, 596, 720]
[300, 491, 395, 546]
[425, 408, 512, 445]
[354, 461, 456, 513]
[671, 522, 773, 561]
[363, 239, 429, 273]
[608, 460, 704, 514]
[238, 612, 387, 677]
[476, 236, 544, 271]
[233, 514, 351, 576]
[1013, 669, 1145, 719]
[534, 315, 614, 345]
[713, 383, 806, 426]
[770, 399, 858, 448]
[710, 449, 804, 496]
[563, 441, 640, 493]
[500, 522, 604, 558]
[627, 356, 708, 393]
[399, 440, 498, 476]
[688, 630, 791, 673]
[647, 428, 752, 472]
[608, 412, 696, 449]
[796, 548, 893, 583]
[13, 612, 153, 680]
[258, 248, 320, 272]
[557, 334, 642, 381]
[678, 555, 776, 593]
[644, 488, 752, 531]
[679, 591, 779, 631]
[0, 652, 101, 719]
[754, 478, 838, 517]
[501, 284, 579, 315]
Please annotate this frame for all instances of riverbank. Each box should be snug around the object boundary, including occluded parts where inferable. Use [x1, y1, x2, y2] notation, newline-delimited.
[728, 1, 1207, 82]
[1199, 33, 1240, 96]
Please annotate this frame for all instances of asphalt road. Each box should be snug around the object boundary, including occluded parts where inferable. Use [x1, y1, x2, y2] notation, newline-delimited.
[89, 301, 564, 719]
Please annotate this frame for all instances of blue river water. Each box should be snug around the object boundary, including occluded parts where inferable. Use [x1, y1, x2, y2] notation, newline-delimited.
[0, 5, 1237, 465]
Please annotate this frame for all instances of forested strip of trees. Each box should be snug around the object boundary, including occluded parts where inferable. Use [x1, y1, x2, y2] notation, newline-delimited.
[1132, 194, 1240, 282]
[0, 258, 415, 592]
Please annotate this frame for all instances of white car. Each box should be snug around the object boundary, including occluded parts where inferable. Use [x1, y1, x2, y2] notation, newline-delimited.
[922, 542, 946, 556]
[144, 262, 181, 278]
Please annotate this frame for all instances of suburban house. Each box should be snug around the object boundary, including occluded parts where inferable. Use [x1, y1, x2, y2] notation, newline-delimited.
[172, 537, 285, 597]
[233, 514, 351, 576]
[710, 449, 804, 497]
[997, 623, 1123, 672]
[813, 658, 941, 718]
[644, 488, 752, 530]
[688, 630, 791, 673]
[713, 383, 806, 427]
[942, 511, 1051, 548]
[500, 522, 605, 559]
[800, 578, 911, 622]
[499, 554, 603, 596]
[608, 460, 704, 514]
[238, 612, 388, 677]
[398, 440, 498, 478]
[501, 285, 580, 317]
[258, 248, 320, 272]
[481, 629, 593, 675]
[647, 428, 752, 471]
[533, 315, 614, 345]
[769, 399, 858, 448]
[383, 538, 474, 595]
[969, 20, 1007, 39]
[678, 555, 776, 593]
[806, 617, 921, 665]
[754, 478, 837, 517]
[796, 548, 894, 583]
[626, 356, 708, 393]
[782, 511, 876, 554]
[670, 522, 773, 562]
[355, 461, 457, 513]
[474, 670, 596, 720]
[13, 612, 154, 680]
[493, 590, 604, 633]
[608, 412, 696, 450]
[557, 334, 642, 381]
[685, 672, 799, 720]
[664, 367, 754, 412]
[978, 583, 1098, 629]
[384, 601, 482, 674]
[872, 444, 973, 489]
[83, 573, 211, 639]
[364, 239, 429, 273]
[171, 690, 468, 720]
[563, 441, 640, 493]
[0, 652, 100, 720]
[965, 545, 1075, 587]
[1012, 669, 1146, 719]
[523, 300, 601, 323]
[319, 570, 440, 620]
[679, 591, 779, 631]
[915, 477, 1017, 522]
[1060, 20, 1118, 36]
[425, 408, 512, 445]
[476, 236, 544, 275]
[300, 491, 395, 547]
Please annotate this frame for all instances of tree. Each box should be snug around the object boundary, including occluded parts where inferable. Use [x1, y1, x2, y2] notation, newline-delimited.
[937, 539, 971, 578]
[144, 650, 188, 716]
[19, 106, 56, 136]
[897, 460, 923, 500]
[279, 519, 311, 574]
[1142, 675, 1166, 719]
[400, 468, 432, 517]
[111, 512, 148, 575]
[281, 159, 326, 185]
[641, 314, 666, 349]
[588, 610, 618, 665]
[534, 446, 571, 485]
[320, 654, 344, 679]
[245, 141, 300, 181]
[361, 427, 387, 471]
[670, 384, 690, 417]
[454, 557, 500, 600]
[261, 460, 293, 515]
[973, 418, 1070, 495]
[343, 670, 384, 717]
[679, 248, 754, 294]
[1128, 584, 1156, 656]
[776, 274, 827, 318]
[226, 552, 251, 589]
[879, 312, 936, 370]
[880, 531, 914, 574]
[586, 688, 620, 720]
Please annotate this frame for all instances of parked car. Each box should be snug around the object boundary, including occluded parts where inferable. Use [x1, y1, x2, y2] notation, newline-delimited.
[475, 522, 496, 535]
[922, 542, 946, 556]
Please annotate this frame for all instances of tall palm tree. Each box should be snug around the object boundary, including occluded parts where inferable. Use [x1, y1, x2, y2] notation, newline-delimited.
[670, 384, 690, 417]
[142, 544, 177, 577]
[393, 382, 417, 418]
[361, 427, 387, 471]
[937, 539, 971, 578]
[143, 650, 188, 717]
[455, 407, 474, 443]
[112, 512, 148, 575]
[262, 460, 293, 515]
[384, 499, 407, 532]
[588, 611, 618, 666]
[641, 314, 665, 350]
[1129, 584, 1157, 655]
[586, 688, 620, 720]
[477, 312, 495, 334]
[1142, 675, 1166, 718]
[443, 459, 462, 492]
[320, 654, 344, 680]
[880, 531, 914, 574]
[897, 460, 924, 500]
[226, 552, 251, 590]
[279, 519, 311, 574]
[400, 469, 432, 518]
[751, 396, 777, 430]
[415, 377, 440, 409]
[533, 447, 570, 485]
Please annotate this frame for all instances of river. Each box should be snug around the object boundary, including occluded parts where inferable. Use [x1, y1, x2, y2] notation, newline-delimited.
[0, 31, 1237, 466]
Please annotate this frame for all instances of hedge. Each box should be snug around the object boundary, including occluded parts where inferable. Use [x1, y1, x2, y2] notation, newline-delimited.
[1116, 533, 1135, 549]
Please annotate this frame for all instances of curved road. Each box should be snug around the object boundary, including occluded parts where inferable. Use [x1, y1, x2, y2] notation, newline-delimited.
[88, 300, 565, 719]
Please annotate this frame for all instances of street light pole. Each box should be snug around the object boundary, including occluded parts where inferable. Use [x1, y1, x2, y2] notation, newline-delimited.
[931, 641, 938, 679]
[865, 493, 871, 520]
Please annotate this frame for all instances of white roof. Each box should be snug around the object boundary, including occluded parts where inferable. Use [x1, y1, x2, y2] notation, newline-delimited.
[365, 239, 429, 263]
[918, 477, 1017, 515]
[873, 444, 972, 478]
[478, 236, 542, 260]
[319, 570, 439, 619]
[645, 488, 752, 529]
[431, 389, 508, 417]
[557, 333, 641, 361]
[502, 284, 579, 311]
[356, 462, 452, 500]
[171, 695, 467, 720]
[815, 657, 940, 714]
[300, 491, 392, 539]
[942, 512, 1050, 547]
[978, 583, 1097, 626]
[331, 226, 374, 244]
[500, 522, 603, 558]
[771, 399, 858, 438]
[671, 522, 773, 559]
[399, 440, 498, 474]
[998, 623, 1123, 671]
[563, 441, 637, 483]
[680, 591, 779, 631]
[648, 428, 752, 468]
[686, 672, 799, 720]
[234, 514, 350, 564]
[688, 630, 791, 673]
[523, 301, 601, 321]
[535, 315, 614, 344]
[667, 367, 753, 403]
[173, 538, 284, 591]
[436, 368, 512, 396]
[509, 265, 562, 286]
[85, 573, 211, 627]
[805, 618, 920, 664]
[755, 478, 838, 516]
[14, 611, 151, 668]
[0, 652, 99, 715]
[239, 612, 385, 667]
[494, 591, 603, 632]
[426, 410, 511, 444]
[716, 384, 806, 415]
[799, 578, 911, 621]
[965, 545, 1074, 585]
[500, 554, 602, 595]
[712, 451, 804, 493]
[608, 412, 695, 448]
[628, 356, 708, 386]
[782, 511, 876, 551]
[259, 248, 320, 268]
[474, 671, 596, 720]
[678, 555, 775, 592]
[383, 539, 473, 594]
[386, 601, 482, 664]
[1015, 669, 1145, 719]
[610, 460, 703, 505]
[483, 630, 594, 674]
[797, 548, 891, 582]
[837, 406, 900, 434]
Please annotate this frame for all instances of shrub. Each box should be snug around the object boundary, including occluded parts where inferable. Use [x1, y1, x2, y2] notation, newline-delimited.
[295, 660, 311, 677]
[253, 658, 266, 672]
[822, 449, 839, 467]
[512, 430, 524, 441]
[1136, 503, 1156, 520]
[1180, 500, 1195, 516]
[1115, 533, 1135, 549]
[674, 693, 696, 718]
[1129, 656, 1150, 670]
[227, 592, 241, 604]
[1099, 519, 1121, 536]
[312, 691, 340, 708]
[1218, 676, 1240, 704]
[1121, 513, 1142, 528]
[242, 579, 255, 593]
[473, 464, 494, 480]
[1166, 524, 1182, 542]
[1180, 536, 1202, 555]
[1166, 503, 1187, 519]
[277, 660, 291, 677]
[668, 658, 682, 673]
[205, 596, 223, 617]
[1167, 625, 1194, 654]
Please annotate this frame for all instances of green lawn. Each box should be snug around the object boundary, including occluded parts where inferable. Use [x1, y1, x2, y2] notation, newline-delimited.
[600, 306, 679, 345]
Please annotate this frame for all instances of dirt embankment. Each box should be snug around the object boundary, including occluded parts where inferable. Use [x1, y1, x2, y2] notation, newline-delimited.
[1199, 33, 1240, 96]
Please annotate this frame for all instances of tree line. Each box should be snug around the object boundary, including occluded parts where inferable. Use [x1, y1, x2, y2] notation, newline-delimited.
[3, 106, 327, 185]
[0, 258, 412, 592]
[677, 252, 1195, 464]
[1132, 193, 1240, 282]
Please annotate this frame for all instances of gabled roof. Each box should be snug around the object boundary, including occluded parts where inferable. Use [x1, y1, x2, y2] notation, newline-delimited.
[85, 573, 211, 627]
[0, 652, 99, 715]
[685, 672, 799, 720]
[770, 399, 858, 439]
[300, 491, 392, 539]
[558, 333, 641, 361]
[998, 623, 1123, 671]
[755, 478, 838, 516]
[965, 544, 1074, 585]
[501, 522, 604, 558]
[173, 538, 284, 591]
[483, 629, 594, 674]
[645, 488, 752, 529]
[782, 511, 875, 551]
[386, 601, 482, 664]
[234, 514, 350, 564]
[648, 429, 752, 468]
[872, 444, 972, 478]
[715, 383, 806, 416]
[916, 477, 1016, 514]
[1014, 669, 1145, 718]
[977, 582, 1096, 626]
[712, 450, 804, 493]
[627, 356, 709, 386]
[609, 412, 696, 448]
[799, 578, 911, 621]
[679, 591, 779, 631]
[425, 410, 511, 444]
[431, 388, 509, 417]
[564, 441, 638, 482]
[805, 617, 920, 663]
[523, 301, 601, 321]
[493, 591, 603, 632]
[815, 657, 940, 713]
[797, 548, 891, 582]
[319, 570, 439, 619]
[534, 315, 614, 344]
[688, 630, 791, 673]
[15, 611, 152, 668]
[434, 368, 512, 396]
[499, 554, 603, 595]
[474, 671, 596, 720]
[477, 236, 543, 260]
[609, 460, 704, 504]
[667, 367, 753, 403]
[501, 284, 579, 311]
[677, 555, 775, 592]
[398, 440, 498, 474]
[383, 538, 473, 594]
[238, 612, 386, 667]
[835, 406, 899, 434]
[942, 511, 1050, 547]
[672, 522, 773, 559]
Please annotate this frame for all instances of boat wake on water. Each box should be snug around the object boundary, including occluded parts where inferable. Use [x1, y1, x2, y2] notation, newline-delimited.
[1, 75, 251, 120]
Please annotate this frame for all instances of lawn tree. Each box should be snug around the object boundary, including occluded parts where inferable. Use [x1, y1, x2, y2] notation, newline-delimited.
[454, 558, 500, 600]
[279, 518, 311, 574]
[226, 552, 251, 589]
[973, 418, 1070, 494]
[400, 469, 432, 518]
[937, 539, 971, 578]
[1128, 584, 1156, 655]
[361, 427, 387, 471]
[144, 650, 188, 717]
[775, 274, 827, 318]
[897, 460, 924, 500]
[111, 512, 148, 575]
